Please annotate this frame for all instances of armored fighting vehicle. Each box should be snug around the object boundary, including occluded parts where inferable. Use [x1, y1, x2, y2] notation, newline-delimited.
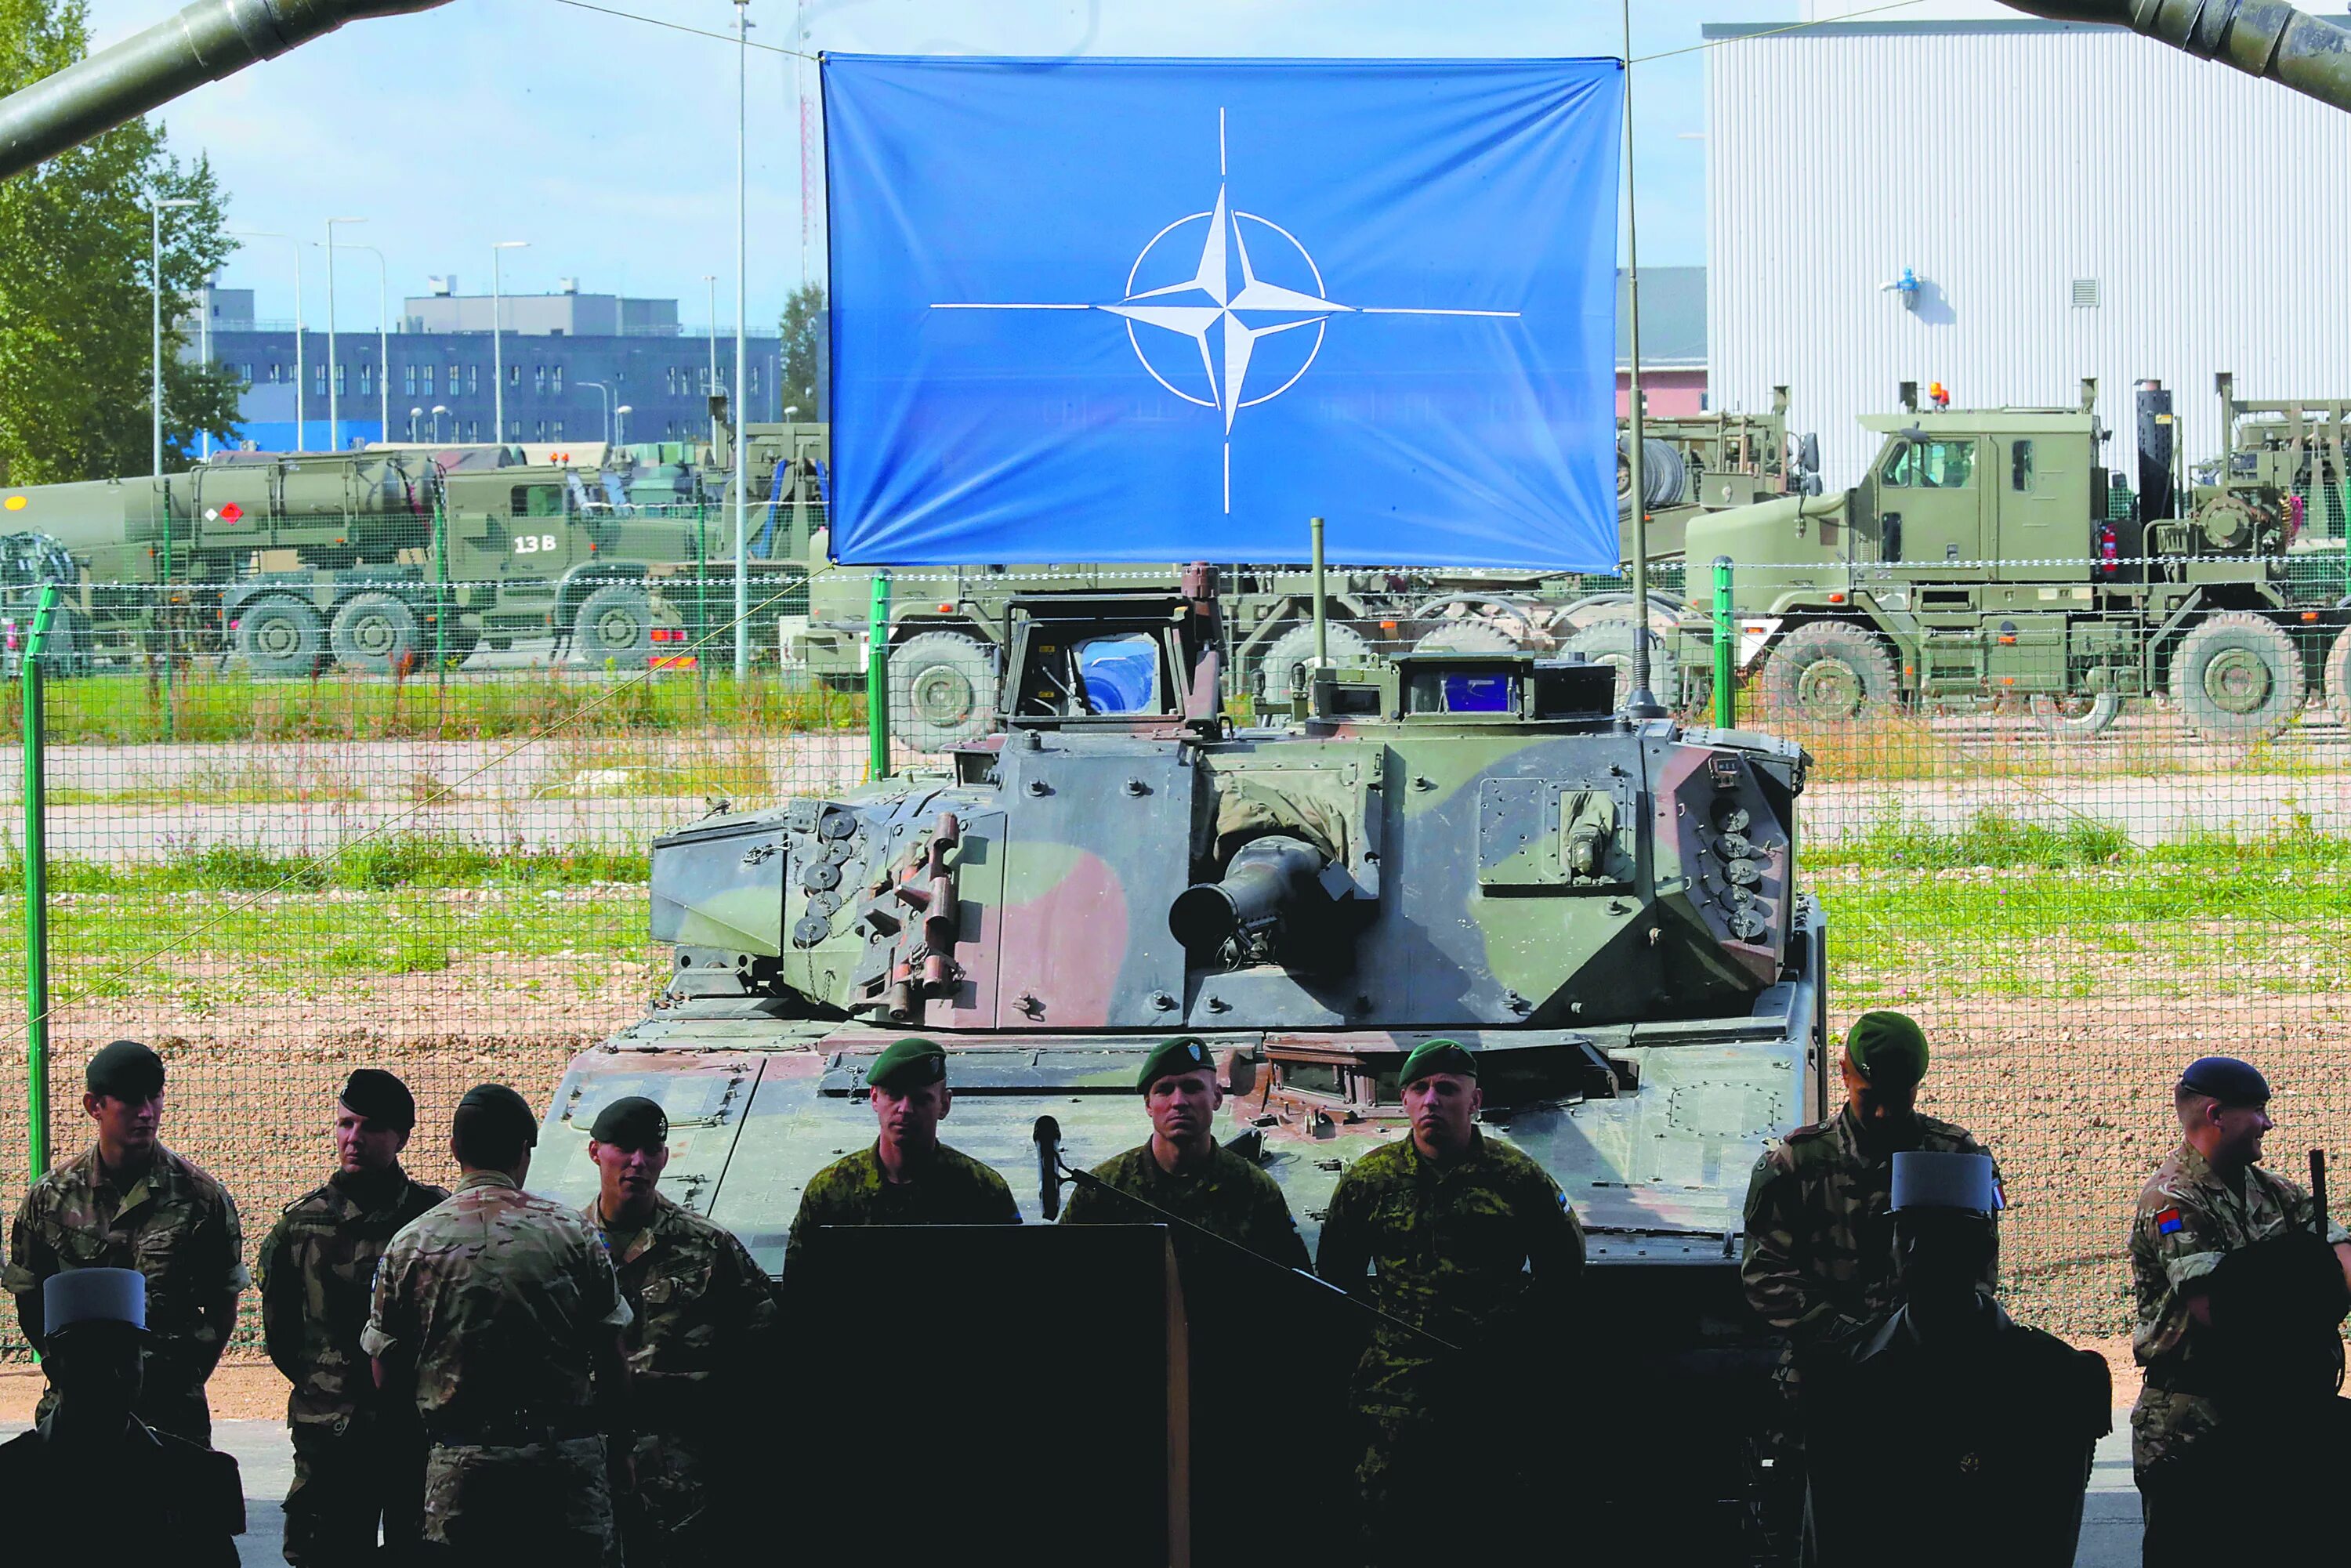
[525, 568, 1824, 1542]
[1671, 378, 2351, 741]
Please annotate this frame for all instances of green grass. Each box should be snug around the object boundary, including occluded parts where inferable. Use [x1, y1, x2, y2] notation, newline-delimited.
[0, 835, 646, 895]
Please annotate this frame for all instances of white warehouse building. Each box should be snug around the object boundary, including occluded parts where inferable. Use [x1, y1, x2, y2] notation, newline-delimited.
[1705, 2, 2351, 487]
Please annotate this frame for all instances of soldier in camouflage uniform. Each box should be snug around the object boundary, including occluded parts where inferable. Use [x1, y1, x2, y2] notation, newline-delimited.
[1060, 1034, 1308, 1267]
[4, 1040, 246, 1447]
[2130, 1056, 2351, 1563]
[1315, 1038, 1585, 1563]
[1741, 1011, 1995, 1379]
[785, 1037, 1019, 1269]
[364, 1083, 632, 1566]
[256, 1070, 450, 1564]
[584, 1095, 781, 1565]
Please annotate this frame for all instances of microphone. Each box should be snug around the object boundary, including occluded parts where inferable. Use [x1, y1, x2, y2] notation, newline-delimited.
[1033, 1115, 1064, 1221]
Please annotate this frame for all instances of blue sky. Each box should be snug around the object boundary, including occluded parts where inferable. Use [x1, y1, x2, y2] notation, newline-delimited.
[93, 0, 1804, 333]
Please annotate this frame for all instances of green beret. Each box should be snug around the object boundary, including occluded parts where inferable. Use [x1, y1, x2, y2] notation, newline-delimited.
[1399, 1037, 1478, 1087]
[455, 1083, 539, 1146]
[588, 1095, 668, 1149]
[868, 1037, 947, 1094]
[1137, 1035, 1215, 1092]
[1846, 1011, 1929, 1087]
[340, 1069, 416, 1132]
[86, 1039, 164, 1101]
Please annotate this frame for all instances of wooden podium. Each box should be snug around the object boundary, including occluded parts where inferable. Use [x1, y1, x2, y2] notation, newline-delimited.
[787, 1223, 1193, 1567]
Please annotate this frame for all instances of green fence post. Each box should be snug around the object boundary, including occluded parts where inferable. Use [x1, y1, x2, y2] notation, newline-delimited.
[22, 584, 57, 1182]
[1712, 555, 1736, 729]
[433, 494, 450, 690]
[866, 571, 891, 780]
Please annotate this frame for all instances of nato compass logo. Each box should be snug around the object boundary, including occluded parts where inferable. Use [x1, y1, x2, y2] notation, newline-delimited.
[933, 109, 1519, 513]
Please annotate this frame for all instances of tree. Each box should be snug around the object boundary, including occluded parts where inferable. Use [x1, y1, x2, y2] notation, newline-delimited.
[779, 281, 825, 422]
[0, 0, 241, 486]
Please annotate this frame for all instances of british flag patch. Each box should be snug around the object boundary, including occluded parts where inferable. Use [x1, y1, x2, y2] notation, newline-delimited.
[2155, 1208, 2184, 1236]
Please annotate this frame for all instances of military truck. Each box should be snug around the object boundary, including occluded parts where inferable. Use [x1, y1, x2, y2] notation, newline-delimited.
[527, 568, 1823, 1550]
[1671, 378, 2351, 741]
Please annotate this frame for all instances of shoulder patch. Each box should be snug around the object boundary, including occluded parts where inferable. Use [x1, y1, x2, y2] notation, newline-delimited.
[2154, 1207, 2184, 1236]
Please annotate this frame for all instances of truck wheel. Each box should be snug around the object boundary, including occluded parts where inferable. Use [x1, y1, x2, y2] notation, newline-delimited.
[1412, 621, 1520, 654]
[2325, 625, 2351, 726]
[2167, 611, 2303, 743]
[329, 592, 422, 675]
[2027, 692, 2121, 738]
[1258, 622, 1373, 702]
[1562, 620, 1679, 710]
[1760, 621, 1897, 724]
[235, 598, 327, 678]
[574, 585, 676, 668]
[890, 629, 998, 750]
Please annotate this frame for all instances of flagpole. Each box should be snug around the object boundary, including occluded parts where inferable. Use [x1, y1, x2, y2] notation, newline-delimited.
[1621, 0, 1664, 720]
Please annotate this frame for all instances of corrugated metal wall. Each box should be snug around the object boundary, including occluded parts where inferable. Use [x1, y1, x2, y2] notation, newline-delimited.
[1708, 20, 2351, 487]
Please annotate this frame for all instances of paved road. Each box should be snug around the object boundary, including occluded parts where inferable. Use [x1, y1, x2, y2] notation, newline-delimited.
[3, 1414, 2142, 1566]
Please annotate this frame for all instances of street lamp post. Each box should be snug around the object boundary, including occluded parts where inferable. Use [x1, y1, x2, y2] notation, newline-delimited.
[615, 404, 632, 447]
[197, 270, 213, 459]
[491, 240, 528, 449]
[150, 194, 199, 478]
[331, 239, 392, 444]
[734, 0, 753, 679]
[409, 406, 422, 441]
[431, 404, 448, 442]
[705, 274, 719, 454]
[580, 380, 611, 446]
[229, 229, 302, 450]
[324, 215, 364, 452]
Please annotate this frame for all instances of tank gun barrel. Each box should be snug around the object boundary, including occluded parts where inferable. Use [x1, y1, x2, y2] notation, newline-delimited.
[2001, 2, 2351, 114]
[0, 0, 453, 181]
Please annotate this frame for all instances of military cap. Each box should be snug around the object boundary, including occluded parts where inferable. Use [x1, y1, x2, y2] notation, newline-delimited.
[455, 1082, 539, 1146]
[1889, 1150, 2003, 1215]
[1845, 1011, 1929, 1088]
[2179, 1056, 2270, 1107]
[340, 1068, 417, 1132]
[1399, 1037, 1478, 1087]
[589, 1095, 669, 1149]
[1137, 1035, 1216, 1092]
[44, 1267, 147, 1335]
[868, 1037, 947, 1095]
[85, 1038, 165, 1100]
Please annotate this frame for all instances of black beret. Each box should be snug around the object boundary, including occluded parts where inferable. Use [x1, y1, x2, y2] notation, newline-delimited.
[2179, 1056, 2270, 1108]
[339, 1069, 416, 1132]
[85, 1040, 164, 1101]
[589, 1095, 668, 1149]
[1137, 1036, 1215, 1092]
[455, 1083, 540, 1146]
[868, 1037, 947, 1094]
[1400, 1037, 1477, 1087]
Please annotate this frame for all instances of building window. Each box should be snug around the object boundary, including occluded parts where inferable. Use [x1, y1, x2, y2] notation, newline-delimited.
[665, 367, 677, 395]
[446, 364, 459, 395]
[270, 364, 282, 384]
[404, 364, 416, 396]
[466, 365, 480, 395]
[552, 366, 564, 392]
[313, 363, 327, 395]
[534, 365, 545, 393]
[334, 364, 346, 396]
[535, 420, 547, 440]
[552, 422, 563, 440]
[749, 364, 760, 396]
[508, 363, 519, 386]
[358, 364, 373, 395]
[467, 420, 479, 442]
[241, 364, 255, 386]
[422, 365, 434, 396]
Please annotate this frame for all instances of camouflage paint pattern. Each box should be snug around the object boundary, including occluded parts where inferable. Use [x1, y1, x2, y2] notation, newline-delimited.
[783, 1143, 1018, 1272]
[1060, 1142, 1309, 1270]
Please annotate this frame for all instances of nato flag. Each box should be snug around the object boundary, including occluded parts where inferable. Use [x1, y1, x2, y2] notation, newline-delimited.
[823, 55, 1625, 570]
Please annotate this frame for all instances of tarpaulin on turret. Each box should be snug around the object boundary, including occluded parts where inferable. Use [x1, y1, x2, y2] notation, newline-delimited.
[821, 55, 1625, 570]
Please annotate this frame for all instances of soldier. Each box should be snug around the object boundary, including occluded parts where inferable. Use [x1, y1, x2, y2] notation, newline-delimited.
[1314, 1037, 1585, 1563]
[785, 1037, 1019, 1269]
[364, 1083, 633, 1566]
[1059, 1034, 1308, 1266]
[1742, 1010, 1996, 1373]
[3, 1038, 246, 1447]
[584, 1095, 781, 1564]
[1801, 1151, 2110, 1568]
[256, 1069, 451, 1565]
[0, 1268, 245, 1564]
[2130, 1056, 2351, 1563]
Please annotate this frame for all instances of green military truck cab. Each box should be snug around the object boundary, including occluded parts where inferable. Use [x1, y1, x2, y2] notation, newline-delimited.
[1675, 380, 2351, 742]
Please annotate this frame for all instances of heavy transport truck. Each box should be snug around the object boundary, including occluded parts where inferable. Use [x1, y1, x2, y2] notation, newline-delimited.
[1670, 378, 2351, 741]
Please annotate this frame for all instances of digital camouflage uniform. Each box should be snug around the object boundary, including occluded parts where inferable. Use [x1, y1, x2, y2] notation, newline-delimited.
[784, 1141, 1019, 1270]
[589, 1193, 781, 1563]
[2128, 1139, 2349, 1476]
[257, 1166, 450, 1564]
[1741, 1106, 1995, 1385]
[3, 1143, 248, 1446]
[362, 1171, 632, 1565]
[1060, 1140, 1310, 1269]
[1314, 1132, 1585, 1559]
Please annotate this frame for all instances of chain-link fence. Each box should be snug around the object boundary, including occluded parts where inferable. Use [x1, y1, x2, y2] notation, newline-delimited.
[4, 556, 2348, 1356]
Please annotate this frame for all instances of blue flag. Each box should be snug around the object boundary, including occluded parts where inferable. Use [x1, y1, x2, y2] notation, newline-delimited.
[823, 56, 1624, 570]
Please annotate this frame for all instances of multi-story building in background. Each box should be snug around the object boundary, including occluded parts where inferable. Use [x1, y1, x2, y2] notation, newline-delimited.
[183, 276, 790, 452]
